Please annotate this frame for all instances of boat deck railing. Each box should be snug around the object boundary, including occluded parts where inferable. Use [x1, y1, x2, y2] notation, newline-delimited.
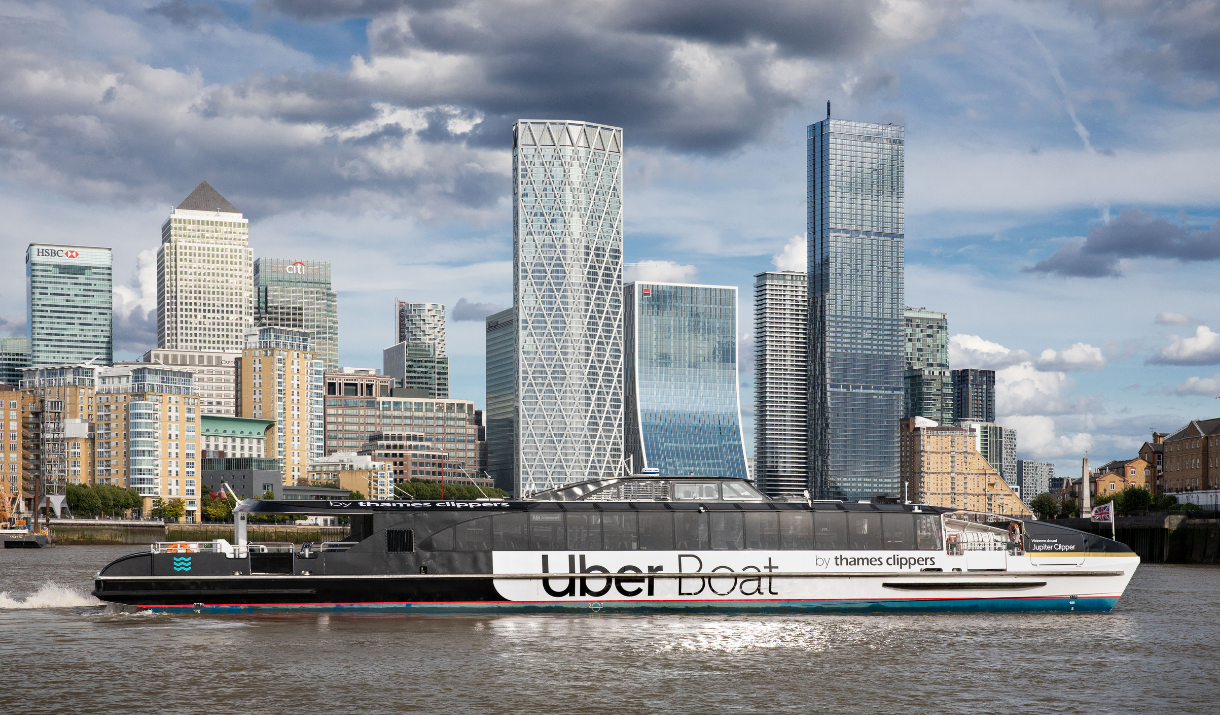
[150, 540, 356, 557]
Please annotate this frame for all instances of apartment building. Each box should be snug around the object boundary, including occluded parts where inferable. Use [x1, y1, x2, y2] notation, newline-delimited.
[899, 417, 1031, 517]
[235, 327, 319, 487]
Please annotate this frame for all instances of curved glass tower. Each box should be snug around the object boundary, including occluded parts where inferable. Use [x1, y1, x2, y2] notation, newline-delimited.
[512, 120, 624, 496]
[624, 282, 748, 480]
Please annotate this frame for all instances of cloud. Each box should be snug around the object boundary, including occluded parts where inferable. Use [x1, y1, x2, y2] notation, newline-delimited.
[146, 0, 224, 30]
[771, 234, 806, 272]
[1034, 342, 1105, 372]
[738, 331, 754, 376]
[948, 334, 1031, 370]
[1172, 374, 1220, 397]
[451, 297, 505, 322]
[625, 260, 699, 284]
[1155, 311, 1194, 325]
[996, 362, 1097, 417]
[1003, 415, 1093, 460]
[1147, 325, 1220, 365]
[113, 248, 159, 356]
[1022, 208, 1220, 278]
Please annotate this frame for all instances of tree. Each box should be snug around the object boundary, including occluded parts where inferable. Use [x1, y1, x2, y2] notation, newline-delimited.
[1030, 493, 1058, 520]
[348, 490, 365, 499]
[1058, 497, 1079, 519]
[201, 492, 235, 522]
[151, 498, 186, 520]
[65, 483, 101, 517]
[394, 479, 508, 500]
[1116, 485, 1151, 515]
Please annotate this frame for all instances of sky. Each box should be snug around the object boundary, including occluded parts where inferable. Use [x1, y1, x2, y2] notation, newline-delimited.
[2, 0, 1220, 479]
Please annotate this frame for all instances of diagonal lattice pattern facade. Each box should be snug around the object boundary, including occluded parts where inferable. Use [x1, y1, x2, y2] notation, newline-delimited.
[513, 120, 624, 496]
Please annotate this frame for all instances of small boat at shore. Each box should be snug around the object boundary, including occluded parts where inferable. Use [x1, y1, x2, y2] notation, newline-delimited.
[93, 476, 1139, 614]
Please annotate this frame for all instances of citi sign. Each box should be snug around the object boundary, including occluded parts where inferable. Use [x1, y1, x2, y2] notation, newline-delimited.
[35, 248, 79, 258]
[284, 261, 308, 274]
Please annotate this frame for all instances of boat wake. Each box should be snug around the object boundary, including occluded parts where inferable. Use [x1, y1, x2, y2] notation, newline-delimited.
[0, 583, 103, 609]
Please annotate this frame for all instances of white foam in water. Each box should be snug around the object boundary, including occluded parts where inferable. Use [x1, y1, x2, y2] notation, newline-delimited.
[0, 583, 102, 609]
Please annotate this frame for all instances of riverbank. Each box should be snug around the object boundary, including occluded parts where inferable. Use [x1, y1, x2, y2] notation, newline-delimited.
[1053, 514, 1220, 564]
[48, 519, 348, 545]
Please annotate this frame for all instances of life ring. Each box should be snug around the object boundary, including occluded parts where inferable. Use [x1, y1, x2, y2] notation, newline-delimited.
[1008, 522, 1021, 541]
[164, 541, 193, 553]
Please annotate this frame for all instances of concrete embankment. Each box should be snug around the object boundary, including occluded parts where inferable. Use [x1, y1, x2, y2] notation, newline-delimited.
[49, 520, 349, 546]
[1054, 514, 1220, 565]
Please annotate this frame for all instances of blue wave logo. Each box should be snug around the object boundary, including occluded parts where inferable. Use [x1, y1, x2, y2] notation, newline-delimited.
[172, 556, 192, 572]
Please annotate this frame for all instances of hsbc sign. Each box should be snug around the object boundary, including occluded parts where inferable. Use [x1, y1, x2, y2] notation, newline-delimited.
[28, 245, 109, 266]
[36, 248, 79, 258]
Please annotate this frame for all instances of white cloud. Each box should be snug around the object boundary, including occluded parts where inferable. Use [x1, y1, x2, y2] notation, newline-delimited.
[1155, 311, 1193, 326]
[1034, 342, 1105, 372]
[1172, 374, 1220, 397]
[996, 362, 1082, 416]
[1003, 415, 1093, 460]
[771, 234, 806, 272]
[1148, 325, 1220, 365]
[624, 260, 699, 284]
[114, 248, 157, 317]
[948, 334, 1031, 370]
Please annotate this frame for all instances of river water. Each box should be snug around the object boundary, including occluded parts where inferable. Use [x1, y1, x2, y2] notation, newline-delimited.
[1, 546, 1217, 714]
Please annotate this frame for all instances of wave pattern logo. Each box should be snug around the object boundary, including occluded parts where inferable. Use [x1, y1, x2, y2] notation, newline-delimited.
[172, 557, 192, 572]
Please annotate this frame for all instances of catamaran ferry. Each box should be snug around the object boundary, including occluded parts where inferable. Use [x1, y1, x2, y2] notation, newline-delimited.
[93, 476, 1139, 613]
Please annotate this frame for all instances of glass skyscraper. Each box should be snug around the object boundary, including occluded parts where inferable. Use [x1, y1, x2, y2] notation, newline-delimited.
[903, 308, 952, 424]
[254, 258, 339, 371]
[485, 308, 516, 493]
[396, 302, 446, 355]
[624, 282, 748, 479]
[26, 244, 113, 367]
[512, 119, 623, 496]
[952, 368, 996, 422]
[0, 338, 30, 386]
[753, 271, 808, 496]
[807, 117, 905, 500]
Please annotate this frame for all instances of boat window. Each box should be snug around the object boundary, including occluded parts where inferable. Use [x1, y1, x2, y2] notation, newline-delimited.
[848, 513, 883, 550]
[603, 512, 638, 550]
[638, 511, 674, 550]
[813, 512, 847, 549]
[915, 514, 942, 551]
[566, 512, 602, 550]
[386, 529, 414, 553]
[493, 513, 529, 550]
[881, 514, 915, 550]
[709, 511, 744, 550]
[529, 512, 565, 550]
[779, 512, 813, 550]
[721, 482, 758, 500]
[744, 512, 779, 549]
[424, 525, 453, 551]
[674, 512, 709, 549]
[673, 483, 719, 501]
[455, 517, 491, 551]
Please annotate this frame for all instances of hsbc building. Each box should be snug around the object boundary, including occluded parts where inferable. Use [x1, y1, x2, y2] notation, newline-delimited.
[26, 243, 114, 366]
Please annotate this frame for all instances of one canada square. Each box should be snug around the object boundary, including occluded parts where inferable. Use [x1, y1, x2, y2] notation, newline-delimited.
[807, 117, 905, 500]
[509, 120, 624, 495]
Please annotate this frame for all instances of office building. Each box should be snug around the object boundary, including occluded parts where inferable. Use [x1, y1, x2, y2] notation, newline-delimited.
[807, 116, 905, 500]
[485, 308, 516, 493]
[327, 397, 485, 478]
[200, 414, 272, 460]
[157, 181, 253, 352]
[141, 349, 239, 415]
[753, 271, 808, 496]
[396, 301, 446, 355]
[323, 368, 394, 453]
[511, 119, 624, 496]
[1017, 460, 1055, 504]
[624, 282, 748, 479]
[903, 308, 952, 424]
[235, 327, 319, 486]
[0, 338, 30, 387]
[26, 245, 113, 367]
[899, 417, 1031, 516]
[383, 341, 449, 398]
[952, 369, 996, 423]
[255, 258, 339, 371]
[306, 452, 392, 499]
[359, 431, 492, 488]
[958, 420, 1018, 492]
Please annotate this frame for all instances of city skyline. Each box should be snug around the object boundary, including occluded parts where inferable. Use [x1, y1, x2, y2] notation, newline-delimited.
[0, 2, 1218, 481]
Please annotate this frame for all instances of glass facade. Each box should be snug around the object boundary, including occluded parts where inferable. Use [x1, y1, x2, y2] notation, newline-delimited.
[807, 118, 905, 500]
[26, 244, 113, 367]
[396, 302, 446, 356]
[255, 258, 339, 372]
[0, 337, 30, 386]
[753, 272, 808, 496]
[952, 368, 996, 422]
[484, 308, 515, 493]
[383, 341, 449, 398]
[513, 120, 624, 496]
[903, 308, 952, 424]
[625, 283, 748, 480]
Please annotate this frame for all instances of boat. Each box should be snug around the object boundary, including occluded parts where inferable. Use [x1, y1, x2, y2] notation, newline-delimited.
[1, 526, 50, 548]
[92, 476, 1139, 613]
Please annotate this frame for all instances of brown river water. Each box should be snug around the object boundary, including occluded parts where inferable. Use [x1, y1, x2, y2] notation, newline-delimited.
[1, 545, 1217, 714]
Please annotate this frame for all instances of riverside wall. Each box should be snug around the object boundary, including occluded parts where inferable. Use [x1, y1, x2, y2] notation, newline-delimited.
[1054, 514, 1220, 565]
[49, 520, 349, 546]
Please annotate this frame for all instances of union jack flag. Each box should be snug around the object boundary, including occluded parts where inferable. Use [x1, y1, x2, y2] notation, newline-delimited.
[1090, 502, 1114, 523]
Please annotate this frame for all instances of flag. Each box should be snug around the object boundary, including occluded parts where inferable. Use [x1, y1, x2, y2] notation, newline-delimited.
[1090, 502, 1114, 523]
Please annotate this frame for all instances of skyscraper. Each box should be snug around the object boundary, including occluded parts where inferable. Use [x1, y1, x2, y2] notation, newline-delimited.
[952, 368, 996, 422]
[485, 308, 516, 493]
[26, 245, 113, 367]
[807, 116, 905, 500]
[903, 308, 952, 424]
[383, 341, 449, 398]
[255, 258, 339, 371]
[396, 301, 446, 355]
[1018, 459, 1055, 504]
[624, 282, 748, 479]
[0, 338, 30, 386]
[753, 271, 808, 496]
[512, 119, 624, 496]
[157, 181, 253, 352]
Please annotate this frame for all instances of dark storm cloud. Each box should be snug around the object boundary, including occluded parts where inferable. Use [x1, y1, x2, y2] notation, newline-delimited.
[1022, 208, 1220, 278]
[147, 0, 225, 30]
[114, 306, 158, 356]
[451, 297, 505, 321]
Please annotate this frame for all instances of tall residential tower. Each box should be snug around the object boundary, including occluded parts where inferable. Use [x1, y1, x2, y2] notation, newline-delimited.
[753, 271, 808, 496]
[807, 117, 905, 500]
[157, 181, 253, 352]
[903, 308, 952, 424]
[511, 119, 624, 496]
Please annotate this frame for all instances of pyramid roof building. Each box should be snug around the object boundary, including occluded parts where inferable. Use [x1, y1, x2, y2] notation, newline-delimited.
[177, 181, 239, 214]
